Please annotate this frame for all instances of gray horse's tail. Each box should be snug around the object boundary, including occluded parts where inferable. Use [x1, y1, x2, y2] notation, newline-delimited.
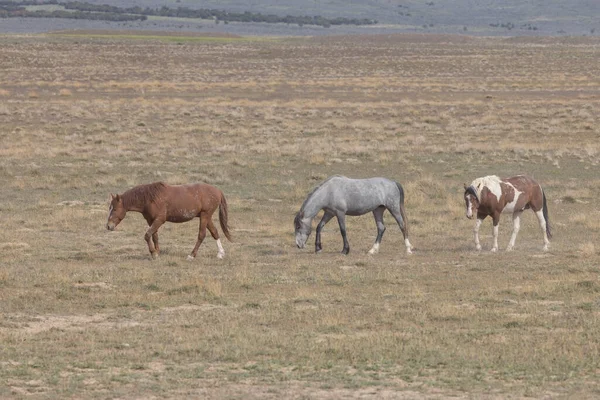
[395, 182, 409, 237]
[542, 189, 552, 239]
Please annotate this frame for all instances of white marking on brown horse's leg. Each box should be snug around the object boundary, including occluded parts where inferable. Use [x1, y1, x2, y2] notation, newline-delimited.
[491, 224, 499, 252]
[507, 211, 522, 251]
[474, 218, 482, 251]
[216, 239, 225, 259]
[535, 209, 550, 251]
[405, 238, 412, 254]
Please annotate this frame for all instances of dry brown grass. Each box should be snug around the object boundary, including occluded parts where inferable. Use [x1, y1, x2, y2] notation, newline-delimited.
[0, 32, 600, 399]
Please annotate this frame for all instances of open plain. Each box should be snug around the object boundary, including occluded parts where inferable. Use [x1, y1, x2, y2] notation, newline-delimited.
[1, 32, 600, 398]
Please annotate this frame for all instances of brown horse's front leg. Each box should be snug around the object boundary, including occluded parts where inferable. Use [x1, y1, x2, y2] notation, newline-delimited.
[188, 214, 208, 260]
[152, 232, 159, 254]
[145, 219, 165, 259]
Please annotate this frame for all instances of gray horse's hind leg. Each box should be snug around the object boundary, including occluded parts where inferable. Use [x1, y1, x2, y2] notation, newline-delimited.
[315, 211, 335, 253]
[390, 206, 413, 254]
[369, 206, 386, 254]
[336, 212, 350, 255]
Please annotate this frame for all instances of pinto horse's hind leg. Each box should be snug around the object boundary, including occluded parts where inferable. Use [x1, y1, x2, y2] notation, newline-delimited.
[188, 213, 209, 260]
[206, 218, 225, 259]
[315, 211, 335, 253]
[368, 206, 386, 255]
[506, 211, 523, 251]
[535, 209, 550, 251]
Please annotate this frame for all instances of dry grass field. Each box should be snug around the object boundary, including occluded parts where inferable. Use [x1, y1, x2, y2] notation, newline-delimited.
[1, 31, 600, 398]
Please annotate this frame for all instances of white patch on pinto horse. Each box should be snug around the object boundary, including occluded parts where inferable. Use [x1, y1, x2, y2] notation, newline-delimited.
[501, 182, 522, 213]
[470, 175, 502, 202]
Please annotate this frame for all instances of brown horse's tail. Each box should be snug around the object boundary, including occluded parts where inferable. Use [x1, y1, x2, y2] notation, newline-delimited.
[219, 192, 232, 241]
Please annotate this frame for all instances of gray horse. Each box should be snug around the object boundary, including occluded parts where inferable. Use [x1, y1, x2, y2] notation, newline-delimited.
[294, 176, 412, 255]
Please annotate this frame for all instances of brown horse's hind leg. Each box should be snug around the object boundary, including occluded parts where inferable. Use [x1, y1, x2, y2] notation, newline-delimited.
[188, 213, 209, 260]
[207, 218, 225, 259]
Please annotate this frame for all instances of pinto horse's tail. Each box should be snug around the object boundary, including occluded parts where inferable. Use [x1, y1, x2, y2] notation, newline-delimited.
[542, 189, 552, 239]
[219, 193, 232, 241]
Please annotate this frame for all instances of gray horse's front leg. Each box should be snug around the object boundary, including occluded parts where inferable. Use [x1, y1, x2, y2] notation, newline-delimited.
[315, 211, 334, 253]
[336, 213, 350, 255]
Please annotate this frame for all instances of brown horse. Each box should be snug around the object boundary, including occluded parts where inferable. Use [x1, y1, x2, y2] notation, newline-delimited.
[106, 182, 231, 260]
[464, 175, 551, 252]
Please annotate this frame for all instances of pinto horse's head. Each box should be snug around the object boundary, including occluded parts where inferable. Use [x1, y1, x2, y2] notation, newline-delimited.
[106, 194, 126, 231]
[294, 211, 312, 248]
[463, 184, 480, 219]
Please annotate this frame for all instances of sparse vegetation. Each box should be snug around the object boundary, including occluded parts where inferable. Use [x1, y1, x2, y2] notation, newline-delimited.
[0, 32, 599, 398]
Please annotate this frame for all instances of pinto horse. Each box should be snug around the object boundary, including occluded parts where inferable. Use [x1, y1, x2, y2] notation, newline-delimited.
[463, 175, 551, 252]
[107, 182, 231, 260]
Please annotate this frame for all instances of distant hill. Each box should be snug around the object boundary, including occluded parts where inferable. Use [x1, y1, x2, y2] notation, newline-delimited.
[1, 0, 598, 36]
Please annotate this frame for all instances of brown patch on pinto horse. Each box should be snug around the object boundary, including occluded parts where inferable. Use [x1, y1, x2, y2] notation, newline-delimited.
[107, 182, 231, 259]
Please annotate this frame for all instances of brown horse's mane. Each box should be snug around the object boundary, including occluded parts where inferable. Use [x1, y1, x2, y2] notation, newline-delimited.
[122, 182, 166, 209]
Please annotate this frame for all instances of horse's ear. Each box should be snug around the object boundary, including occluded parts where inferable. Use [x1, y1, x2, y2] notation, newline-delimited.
[115, 194, 121, 202]
[463, 183, 467, 190]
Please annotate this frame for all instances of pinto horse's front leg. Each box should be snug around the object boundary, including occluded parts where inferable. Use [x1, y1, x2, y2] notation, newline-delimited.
[506, 211, 523, 251]
[491, 214, 501, 252]
[473, 218, 483, 251]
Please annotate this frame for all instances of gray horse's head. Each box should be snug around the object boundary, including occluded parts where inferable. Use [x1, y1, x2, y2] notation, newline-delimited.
[294, 211, 311, 248]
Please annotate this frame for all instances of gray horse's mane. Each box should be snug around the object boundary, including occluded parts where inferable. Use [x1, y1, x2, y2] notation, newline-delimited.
[123, 181, 166, 209]
[298, 175, 345, 214]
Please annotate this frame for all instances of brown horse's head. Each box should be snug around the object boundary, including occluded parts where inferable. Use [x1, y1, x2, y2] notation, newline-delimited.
[107, 194, 126, 231]
[463, 183, 480, 219]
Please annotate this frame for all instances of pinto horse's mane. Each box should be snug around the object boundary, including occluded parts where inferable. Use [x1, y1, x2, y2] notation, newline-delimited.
[468, 175, 502, 201]
[122, 181, 166, 209]
[464, 185, 479, 202]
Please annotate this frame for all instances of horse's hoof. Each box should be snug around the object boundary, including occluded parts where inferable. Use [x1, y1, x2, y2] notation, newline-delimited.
[151, 253, 159, 260]
[341, 249, 349, 255]
[475, 245, 482, 251]
[506, 246, 514, 252]
[217, 252, 224, 259]
[490, 247, 498, 253]
[315, 249, 322, 254]
[406, 248, 413, 255]
[542, 246, 549, 252]
[187, 255, 195, 261]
